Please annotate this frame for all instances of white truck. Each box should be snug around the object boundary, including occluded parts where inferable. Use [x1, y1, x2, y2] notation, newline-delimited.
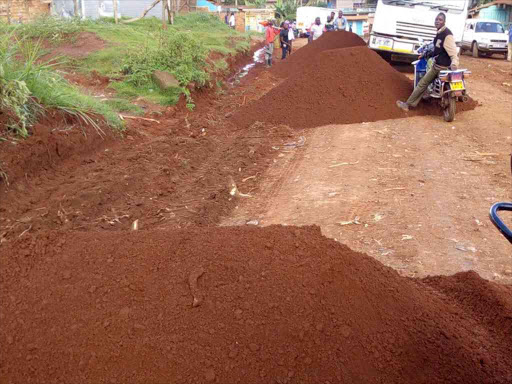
[296, 6, 338, 36]
[369, 0, 470, 62]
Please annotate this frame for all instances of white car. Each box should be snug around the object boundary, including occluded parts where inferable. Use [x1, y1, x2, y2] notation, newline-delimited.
[461, 18, 508, 59]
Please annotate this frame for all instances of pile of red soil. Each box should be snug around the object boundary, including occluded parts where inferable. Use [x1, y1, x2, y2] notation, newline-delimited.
[234, 45, 477, 129]
[1, 225, 511, 383]
[271, 31, 367, 78]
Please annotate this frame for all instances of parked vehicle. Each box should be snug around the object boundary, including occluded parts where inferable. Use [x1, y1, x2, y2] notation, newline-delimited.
[369, 0, 470, 63]
[413, 43, 470, 122]
[461, 19, 509, 59]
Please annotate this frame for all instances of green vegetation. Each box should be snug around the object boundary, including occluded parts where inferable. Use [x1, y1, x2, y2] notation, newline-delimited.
[0, 13, 251, 138]
[0, 30, 122, 137]
[14, 15, 85, 42]
[274, 0, 299, 21]
[79, 13, 250, 104]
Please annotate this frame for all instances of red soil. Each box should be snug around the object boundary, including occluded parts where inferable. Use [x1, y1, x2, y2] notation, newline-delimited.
[0, 33, 508, 384]
[1, 225, 511, 384]
[40, 31, 106, 62]
[233, 44, 477, 129]
[0, 50, 295, 238]
[271, 31, 367, 78]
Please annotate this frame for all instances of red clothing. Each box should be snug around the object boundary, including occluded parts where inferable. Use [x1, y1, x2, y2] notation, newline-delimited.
[265, 26, 280, 44]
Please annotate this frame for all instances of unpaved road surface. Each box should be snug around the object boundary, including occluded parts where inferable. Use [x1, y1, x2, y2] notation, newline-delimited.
[225, 53, 512, 283]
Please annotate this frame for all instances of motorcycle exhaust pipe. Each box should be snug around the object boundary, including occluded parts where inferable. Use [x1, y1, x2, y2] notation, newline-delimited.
[462, 95, 469, 103]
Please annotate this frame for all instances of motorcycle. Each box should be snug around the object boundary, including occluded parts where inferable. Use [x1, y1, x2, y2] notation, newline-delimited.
[412, 43, 471, 122]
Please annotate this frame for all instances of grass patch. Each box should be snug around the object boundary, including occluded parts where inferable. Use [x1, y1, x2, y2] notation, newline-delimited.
[0, 31, 122, 138]
[4, 15, 85, 42]
[79, 13, 251, 106]
[1, 13, 252, 122]
[104, 98, 144, 115]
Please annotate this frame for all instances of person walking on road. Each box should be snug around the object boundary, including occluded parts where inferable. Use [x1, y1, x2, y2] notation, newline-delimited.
[224, 12, 229, 25]
[261, 20, 281, 67]
[396, 12, 458, 111]
[310, 17, 324, 41]
[508, 23, 512, 62]
[334, 10, 347, 31]
[229, 12, 236, 29]
[280, 21, 291, 60]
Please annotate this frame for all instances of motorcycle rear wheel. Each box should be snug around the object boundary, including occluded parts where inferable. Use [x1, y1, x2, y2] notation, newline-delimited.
[443, 96, 456, 122]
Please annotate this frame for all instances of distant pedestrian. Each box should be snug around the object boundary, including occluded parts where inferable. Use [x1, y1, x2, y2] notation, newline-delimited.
[229, 12, 235, 29]
[224, 12, 229, 25]
[287, 20, 295, 55]
[261, 20, 280, 67]
[310, 17, 324, 41]
[326, 11, 335, 32]
[280, 21, 290, 60]
[508, 24, 512, 61]
[334, 10, 347, 31]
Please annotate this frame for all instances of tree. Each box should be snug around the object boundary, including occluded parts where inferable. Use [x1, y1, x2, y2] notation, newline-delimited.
[274, 0, 299, 21]
[245, 0, 267, 7]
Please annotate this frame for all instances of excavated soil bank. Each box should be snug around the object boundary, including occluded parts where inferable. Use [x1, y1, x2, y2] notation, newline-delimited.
[234, 44, 477, 129]
[1, 226, 511, 384]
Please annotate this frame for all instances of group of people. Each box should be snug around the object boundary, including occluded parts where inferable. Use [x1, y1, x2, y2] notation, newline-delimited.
[261, 19, 297, 67]
[309, 11, 348, 42]
[261, 10, 349, 67]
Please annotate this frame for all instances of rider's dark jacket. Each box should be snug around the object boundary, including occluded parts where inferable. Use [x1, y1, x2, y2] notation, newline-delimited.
[433, 26, 459, 69]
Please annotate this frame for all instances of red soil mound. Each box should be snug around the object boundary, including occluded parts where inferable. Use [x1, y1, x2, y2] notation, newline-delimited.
[234, 46, 477, 129]
[40, 31, 106, 62]
[1, 226, 511, 384]
[271, 31, 367, 78]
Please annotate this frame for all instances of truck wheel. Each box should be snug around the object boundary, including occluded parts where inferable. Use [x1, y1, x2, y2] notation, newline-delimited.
[443, 96, 456, 122]
[472, 42, 481, 58]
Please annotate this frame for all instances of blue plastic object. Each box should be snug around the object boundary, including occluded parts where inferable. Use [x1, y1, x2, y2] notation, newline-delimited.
[414, 57, 428, 87]
[490, 202, 512, 244]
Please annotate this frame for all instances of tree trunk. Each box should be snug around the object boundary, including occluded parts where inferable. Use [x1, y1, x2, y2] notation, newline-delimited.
[113, 0, 118, 24]
[167, 0, 173, 25]
[73, 0, 79, 18]
[162, 0, 167, 29]
[122, 0, 161, 23]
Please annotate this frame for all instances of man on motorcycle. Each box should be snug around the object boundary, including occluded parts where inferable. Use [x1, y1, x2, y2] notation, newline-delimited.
[396, 12, 459, 111]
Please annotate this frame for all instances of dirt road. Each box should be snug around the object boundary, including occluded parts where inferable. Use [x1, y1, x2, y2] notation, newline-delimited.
[225, 53, 512, 282]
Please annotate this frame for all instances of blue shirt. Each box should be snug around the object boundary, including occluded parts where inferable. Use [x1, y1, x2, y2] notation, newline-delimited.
[509, 25, 512, 43]
[334, 16, 347, 30]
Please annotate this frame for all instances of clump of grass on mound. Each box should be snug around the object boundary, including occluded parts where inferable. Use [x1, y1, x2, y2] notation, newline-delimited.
[0, 31, 122, 138]
[9, 15, 85, 42]
[121, 31, 209, 104]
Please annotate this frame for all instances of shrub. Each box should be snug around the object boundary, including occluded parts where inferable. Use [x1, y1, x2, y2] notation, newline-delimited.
[122, 32, 209, 100]
[15, 15, 84, 41]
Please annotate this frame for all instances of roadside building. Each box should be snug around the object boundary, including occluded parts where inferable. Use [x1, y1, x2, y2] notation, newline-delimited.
[469, 0, 512, 28]
[0, 0, 51, 24]
[50, 0, 196, 20]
